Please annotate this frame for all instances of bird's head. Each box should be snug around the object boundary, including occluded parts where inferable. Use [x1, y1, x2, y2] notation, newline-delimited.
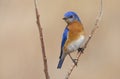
[63, 11, 80, 24]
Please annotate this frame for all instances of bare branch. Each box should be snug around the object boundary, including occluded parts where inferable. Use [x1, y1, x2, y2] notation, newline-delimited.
[34, 0, 50, 79]
[65, 0, 103, 79]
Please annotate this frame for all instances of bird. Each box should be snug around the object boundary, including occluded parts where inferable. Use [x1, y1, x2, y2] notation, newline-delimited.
[57, 11, 85, 69]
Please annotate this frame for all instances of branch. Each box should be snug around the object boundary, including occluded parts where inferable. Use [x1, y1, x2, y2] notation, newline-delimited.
[34, 0, 50, 79]
[65, 0, 103, 79]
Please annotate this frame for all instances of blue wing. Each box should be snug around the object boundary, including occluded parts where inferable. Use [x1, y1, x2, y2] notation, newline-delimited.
[59, 27, 69, 59]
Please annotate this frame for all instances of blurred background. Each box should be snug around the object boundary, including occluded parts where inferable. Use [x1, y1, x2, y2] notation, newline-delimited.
[0, 0, 120, 79]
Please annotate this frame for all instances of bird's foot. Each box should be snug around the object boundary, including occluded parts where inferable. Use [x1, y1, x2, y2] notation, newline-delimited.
[78, 48, 84, 53]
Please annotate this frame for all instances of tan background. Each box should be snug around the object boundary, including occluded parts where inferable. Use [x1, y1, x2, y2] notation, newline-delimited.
[0, 0, 120, 79]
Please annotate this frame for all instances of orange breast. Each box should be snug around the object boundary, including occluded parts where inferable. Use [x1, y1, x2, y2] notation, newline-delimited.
[64, 21, 84, 52]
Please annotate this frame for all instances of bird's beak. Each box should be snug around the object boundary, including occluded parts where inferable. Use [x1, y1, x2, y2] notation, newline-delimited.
[62, 17, 67, 20]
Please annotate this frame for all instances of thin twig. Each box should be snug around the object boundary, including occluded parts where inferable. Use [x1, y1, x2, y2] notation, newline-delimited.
[34, 0, 50, 79]
[65, 0, 103, 79]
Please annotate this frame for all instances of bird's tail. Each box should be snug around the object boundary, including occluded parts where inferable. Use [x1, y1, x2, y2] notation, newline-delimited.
[57, 54, 66, 69]
[57, 58, 65, 69]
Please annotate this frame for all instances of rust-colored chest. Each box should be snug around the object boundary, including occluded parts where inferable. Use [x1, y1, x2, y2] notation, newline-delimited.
[67, 21, 84, 40]
[64, 21, 84, 52]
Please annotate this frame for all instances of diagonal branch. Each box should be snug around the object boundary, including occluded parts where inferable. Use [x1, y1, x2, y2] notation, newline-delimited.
[34, 0, 50, 79]
[65, 0, 103, 79]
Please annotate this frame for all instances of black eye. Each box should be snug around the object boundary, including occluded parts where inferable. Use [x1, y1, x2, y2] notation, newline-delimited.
[69, 15, 73, 18]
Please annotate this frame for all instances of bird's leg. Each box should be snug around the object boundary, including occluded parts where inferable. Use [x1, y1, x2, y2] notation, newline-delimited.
[68, 53, 78, 66]
[78, 48, 84, 53]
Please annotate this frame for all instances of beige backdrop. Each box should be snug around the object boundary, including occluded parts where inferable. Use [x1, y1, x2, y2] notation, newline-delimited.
[0, 0, 120, 79]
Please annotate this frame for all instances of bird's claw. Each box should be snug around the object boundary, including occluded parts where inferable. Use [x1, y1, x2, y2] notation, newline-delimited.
[78, 48, 84, 53]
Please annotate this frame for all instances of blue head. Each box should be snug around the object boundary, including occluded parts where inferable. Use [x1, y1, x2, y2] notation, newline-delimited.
[63, 11, 81, 24]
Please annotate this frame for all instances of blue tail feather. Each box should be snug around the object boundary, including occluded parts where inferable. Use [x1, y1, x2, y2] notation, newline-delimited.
[57, 58, 65, 69]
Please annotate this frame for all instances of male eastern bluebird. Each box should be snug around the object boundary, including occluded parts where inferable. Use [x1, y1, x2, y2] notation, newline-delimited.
[57, 11, 85, 69]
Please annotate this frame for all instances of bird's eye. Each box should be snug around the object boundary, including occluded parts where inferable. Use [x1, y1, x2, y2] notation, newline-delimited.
[69, 15, 73, 18]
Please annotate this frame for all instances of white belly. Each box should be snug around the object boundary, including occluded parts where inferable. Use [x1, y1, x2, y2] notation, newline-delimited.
[67, 35, 85, 53]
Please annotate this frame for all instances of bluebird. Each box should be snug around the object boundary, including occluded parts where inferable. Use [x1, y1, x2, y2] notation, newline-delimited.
[57, 11, 85, 69]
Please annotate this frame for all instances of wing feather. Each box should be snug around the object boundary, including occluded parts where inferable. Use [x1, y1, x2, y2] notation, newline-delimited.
[59, 27, 69, 59]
